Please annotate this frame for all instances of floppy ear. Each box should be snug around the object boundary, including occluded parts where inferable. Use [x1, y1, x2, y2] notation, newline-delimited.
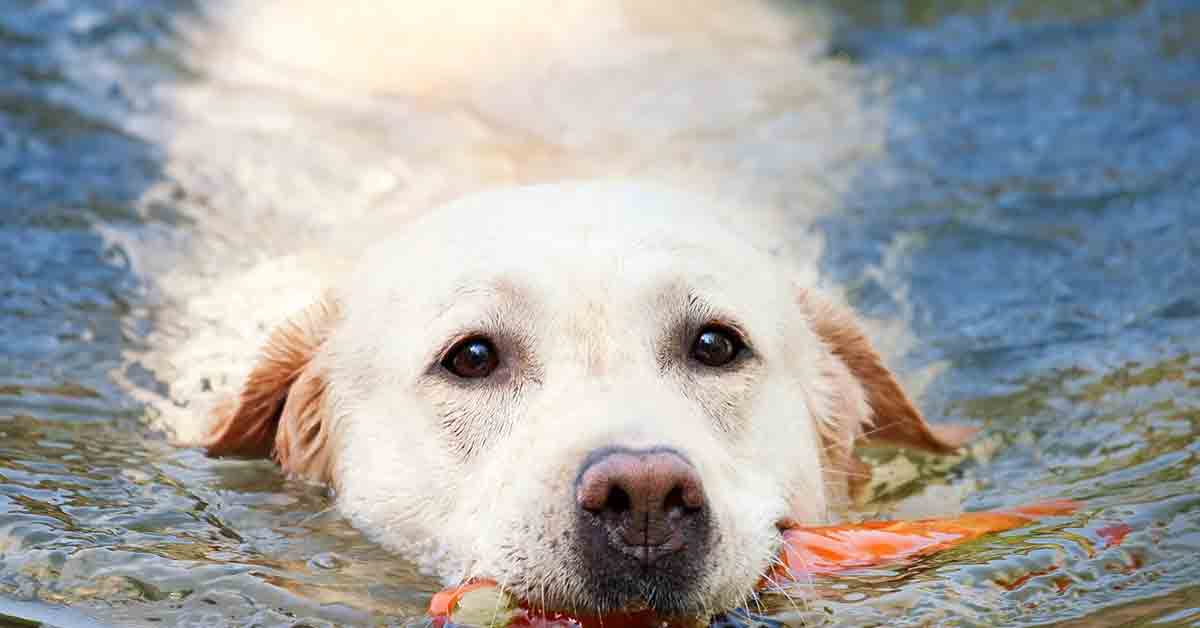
[203, 298, 340, 483]
[799, 290, 976, 458]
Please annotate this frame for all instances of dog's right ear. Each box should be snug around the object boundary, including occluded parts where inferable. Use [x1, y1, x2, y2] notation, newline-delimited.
[798, 290, 976, 455]
[203, 298, 340, 483]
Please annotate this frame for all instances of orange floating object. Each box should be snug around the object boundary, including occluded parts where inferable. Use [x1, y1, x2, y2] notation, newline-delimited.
[770, 499, 1079, 579]
[428, 578, 498, 618]
[430, 500, 1083, 627]
[428, 577, 672, 628]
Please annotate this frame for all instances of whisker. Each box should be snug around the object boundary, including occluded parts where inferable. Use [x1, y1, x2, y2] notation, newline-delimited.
[766, 550, 820, 605]
[759, 569, 812, 620]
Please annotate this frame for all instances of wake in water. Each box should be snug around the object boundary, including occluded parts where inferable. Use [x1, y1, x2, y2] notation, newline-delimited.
[131, 1, 906, 452]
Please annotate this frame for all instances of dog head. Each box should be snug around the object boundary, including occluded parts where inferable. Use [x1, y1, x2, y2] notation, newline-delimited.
[202, 182, 967, 616]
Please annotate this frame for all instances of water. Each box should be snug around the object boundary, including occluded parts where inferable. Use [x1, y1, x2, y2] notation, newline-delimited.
[1, 0, 1197, 626]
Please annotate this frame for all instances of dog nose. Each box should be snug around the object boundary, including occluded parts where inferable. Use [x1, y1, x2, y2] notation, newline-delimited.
[575, 447, 709, 565]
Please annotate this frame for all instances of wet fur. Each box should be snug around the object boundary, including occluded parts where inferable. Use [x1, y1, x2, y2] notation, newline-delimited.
[199, 183, 969, 616]
[205, 298, 341, 484]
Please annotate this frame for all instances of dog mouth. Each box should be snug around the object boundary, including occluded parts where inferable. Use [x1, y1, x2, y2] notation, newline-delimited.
[430, 579, 706, 628]
[454, 524, 792, 621]
[493, 566, 709, 619]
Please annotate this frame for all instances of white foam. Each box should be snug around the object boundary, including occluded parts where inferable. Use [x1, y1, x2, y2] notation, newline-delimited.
[125, 0, 904, 444]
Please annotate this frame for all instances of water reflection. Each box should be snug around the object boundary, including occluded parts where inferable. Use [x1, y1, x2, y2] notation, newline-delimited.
[809, 1, 1199, 623]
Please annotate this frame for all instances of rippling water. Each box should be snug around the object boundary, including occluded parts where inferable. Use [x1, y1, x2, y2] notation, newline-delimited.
[1, 1, 1198, 626]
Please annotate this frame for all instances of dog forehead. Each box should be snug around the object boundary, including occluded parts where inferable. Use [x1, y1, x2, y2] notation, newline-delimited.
[349, 182, 779, 307]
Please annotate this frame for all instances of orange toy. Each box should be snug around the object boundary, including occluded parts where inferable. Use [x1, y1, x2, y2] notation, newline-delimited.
[768, 499, 1078, 579]
[430, 500, 1083, 627]
[429, 581, 671, 628]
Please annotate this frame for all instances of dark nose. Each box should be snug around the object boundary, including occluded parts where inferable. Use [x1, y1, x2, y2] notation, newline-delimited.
[575, 447, 709, 566]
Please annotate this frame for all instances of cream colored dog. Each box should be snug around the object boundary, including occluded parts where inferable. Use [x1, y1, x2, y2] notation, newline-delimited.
[201, 181, 968, 617]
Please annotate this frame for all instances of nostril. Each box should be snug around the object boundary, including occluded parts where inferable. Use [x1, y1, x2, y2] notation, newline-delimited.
[662, 485, 691, 516]
[605, 485, 631, 515]
[575, 447, 713, 573]
[576, 448, 708, 521]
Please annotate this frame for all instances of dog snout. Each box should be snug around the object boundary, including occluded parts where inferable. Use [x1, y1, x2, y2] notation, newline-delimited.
[575, 447, 709, 565]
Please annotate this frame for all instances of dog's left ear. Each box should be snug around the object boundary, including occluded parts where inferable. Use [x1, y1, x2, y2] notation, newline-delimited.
[203, 297, 340, 483]
[799, 290, 976, 460]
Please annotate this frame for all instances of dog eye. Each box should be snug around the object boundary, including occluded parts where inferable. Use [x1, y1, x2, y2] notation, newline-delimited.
[690, 325, 744, 367]
[442, 336, 500, 378]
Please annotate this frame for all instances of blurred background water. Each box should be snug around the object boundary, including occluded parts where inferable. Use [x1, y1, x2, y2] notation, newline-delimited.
[0, 1, 1197, 626]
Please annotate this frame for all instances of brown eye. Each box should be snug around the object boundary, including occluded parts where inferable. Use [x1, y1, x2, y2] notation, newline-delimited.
[442, 336, 500, 378]
[690, 325, 744, 367]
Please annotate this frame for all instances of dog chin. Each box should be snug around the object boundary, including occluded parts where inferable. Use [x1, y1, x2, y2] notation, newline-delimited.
[514, 579, 709, 619]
